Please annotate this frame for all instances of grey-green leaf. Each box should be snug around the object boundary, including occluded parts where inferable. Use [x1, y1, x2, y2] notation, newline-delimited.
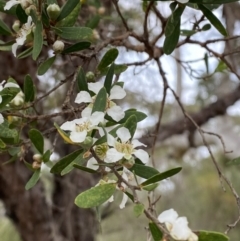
[92, 87, 107, 113]
[32, 18, 43, 60]
[57, 0, 79, 21]
[130, 163, 159, 179]
[50, 149, 84, 174]
[28, 129, 44, 154]
[97, 48, 119, 72]
[198, 4, 227, 36]
[133, 203, 145, 217]
[25, 169, 41, 190]
[24, 74, 35, 102]
[149, 222, 163, 241]
[163, 20, 180, 55]
[198, 230, 229, 241]
[55, 27, 93, 41]
[37, 56, 56, 75]
[75, 183, 116, 208]
[140, 167, 182, 186]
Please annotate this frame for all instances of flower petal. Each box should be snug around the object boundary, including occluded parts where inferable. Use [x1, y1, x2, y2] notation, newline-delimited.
[158, 209, 178, 224]
[134, 149, 149, 164]
[87, 157, 98, 170]
[88, 82, 103, 94]
[75, 91, 92, 104]
[177, 0, 189, 3]
[81, 107, 92, 117]
[105, 148, 124, 163]
[60, 119, 82, 131]
[0, 113, 4, 124]
[4, 0, 20, 10]
[69, 130, 87, 143]
[110, 85, 126, 100]
[119, 193, 128, 209]
[107, 105, 125, 122]
[108, 195, 114, 203]
[171, 217, 191, 240]
[90, 111, 104, 125]
[12, 43, 19, 57]
[107, 134, 115, 146]
[188, 232, 198, 241]
[116, 127, 131, 143]
[132, 139, 147, 148]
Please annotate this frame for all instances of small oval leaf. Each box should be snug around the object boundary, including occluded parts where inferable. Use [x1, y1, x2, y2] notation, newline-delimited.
[25, 169, 41, 190]
[97, 48, 119, 71]
[24, 74, 35, 102]
[29, 129, 44, 154]
[37, 56, 56, 75]
[75, 183, 116, 208]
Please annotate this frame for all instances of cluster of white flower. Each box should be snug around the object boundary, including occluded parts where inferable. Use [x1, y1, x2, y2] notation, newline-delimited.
[158, 209, 198, 241]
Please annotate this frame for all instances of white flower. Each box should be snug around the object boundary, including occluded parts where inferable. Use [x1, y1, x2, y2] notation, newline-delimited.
[12, 16, 34, 57]
[105, 127, 149, 164]
[75, 82, 126, 122]
[0, 114, 4, 124]
[60, 111, 104, 143]
[4, 0, 32, 10]
[158, 209, 198, 241]
[177, 0, 189, 3]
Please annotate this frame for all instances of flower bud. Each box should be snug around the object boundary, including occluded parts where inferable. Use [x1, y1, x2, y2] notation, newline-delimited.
[121, 157, 135, 168]
[92, 29, 100, 40]
[47, 4, 61, 21]
[33, 154, 43, 163]
[82, 136, 93, 148]
[86, 71, 95, 82]
[53, 40, 65, 53]
[32, 161, 41, 169]
[12, 20, 20, 33]
[98, 7, 106, 15]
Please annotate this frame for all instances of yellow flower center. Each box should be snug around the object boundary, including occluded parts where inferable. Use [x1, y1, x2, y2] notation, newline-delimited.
[115, 142, 133, 156]
[75, 120, 91, 132]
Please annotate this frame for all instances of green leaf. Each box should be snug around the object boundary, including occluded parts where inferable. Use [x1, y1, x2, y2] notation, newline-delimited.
[77, 67, 88, 91]
[75, 183, 116, 208]
[57, 2, 81, 27]
[16, 4, 28, 23]
[165, 5, 185, 37]
[163, 20, 180, 55]
[92, 87, 107, 113]
[133, 203, 145, 217]
[149, 222, 163, 241]
[0, 19, 12, 35]
[99, 64, 128, 76]
[32, 18, 43, 60]
[130, 163, 159, 179]
[28, 129, 44, 154]
[8, 147, 21, 156]
[47, 0, 57, 4]
[104, 64, 115, 94]
[25, 169, 41, 190]
[42, 150, 51, 163]
[17, 47, 33, 59]
[61, 152, 85, 176]
[202, 23, 211, 31]
[97, 48, 119, 72]
[86, 15, 100, 29]
[73, 164, 98, 173]
[106, 109, 147, 124]
[214, 60, 227, 73]
[123, 115, 137, 138]
[198, 4, 227, 36]
[0, 40, 14, 51]
[62, 41, 91, 54]
[142, 183, 158, 191]
[0, 122, 18, 144]
[0, 138, 6, 148]
[24, 74, 35, 102]
[55, 27, 93, 41]
[50, 149, 84, 174]
[199, 230, 229, 241]
[180, 29, 196, 36]
[226, 157, 240, 166]
[57, 0, 79, 21]
[37, 56, 56, 75]
[140, 167, 182, 186]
